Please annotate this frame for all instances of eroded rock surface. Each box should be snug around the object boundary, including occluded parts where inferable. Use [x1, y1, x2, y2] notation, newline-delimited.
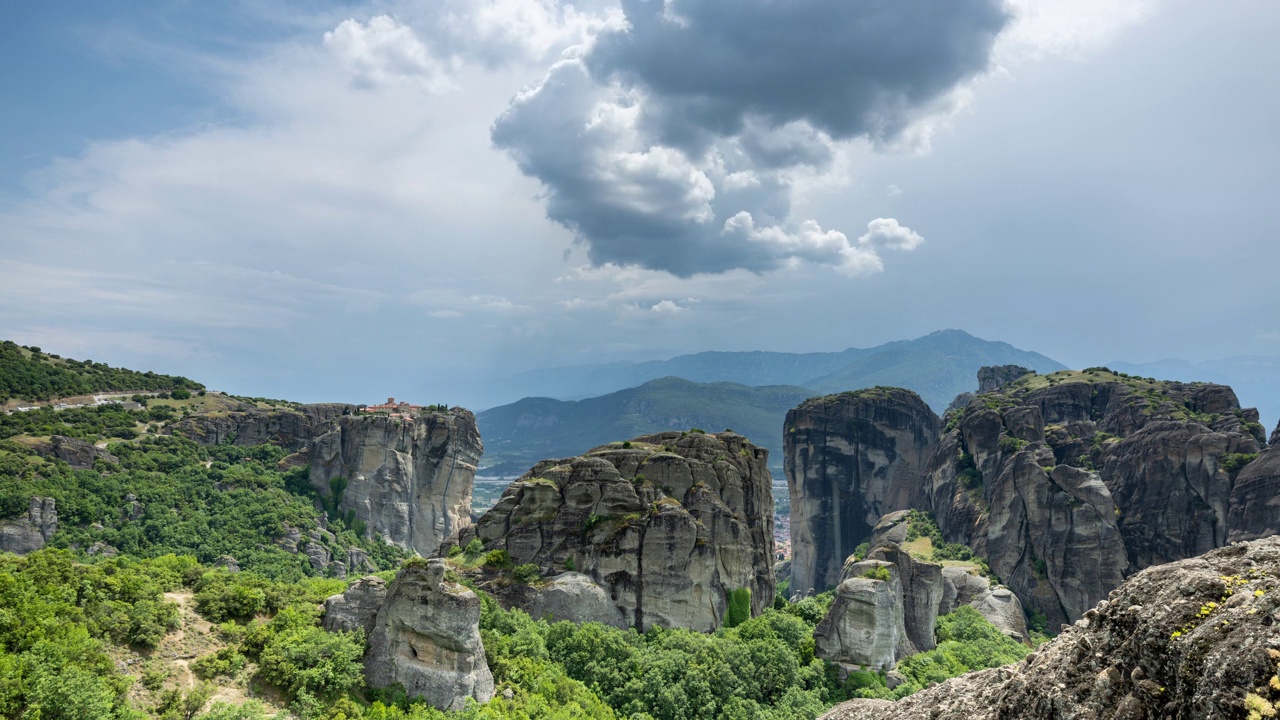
[815, 565, 909, 670]
[310, 410, 482, 556]
[786, 388, 940, 595]
[458, 430, 774, 632]
[821, 537, 1280, 720]
[167, 402, 356, 451]
[923, 369, 1265, 628]
[978, 365, 1034, 393]
[49, 436, 117, 468]
[0, 497, 57, 555]
[323, 575, 388, 636]
[365, 560, 494, 711]
[1228, 439, 1280, 542]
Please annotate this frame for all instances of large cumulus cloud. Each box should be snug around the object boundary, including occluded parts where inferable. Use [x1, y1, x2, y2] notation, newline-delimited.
[492, 0, 1010, 276]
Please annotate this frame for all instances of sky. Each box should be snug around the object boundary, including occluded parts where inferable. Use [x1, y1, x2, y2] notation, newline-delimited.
[1, 0, 1278, 412]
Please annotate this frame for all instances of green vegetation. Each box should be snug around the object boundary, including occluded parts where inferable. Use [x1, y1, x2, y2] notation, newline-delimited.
[1222, 453, 1259, 474]
[724, 587, 752, 628]
[904, 510, 986, 567]
[859, 566, 891, 582]
[0, 402, 406, 581]
[0, 340, 203, 403]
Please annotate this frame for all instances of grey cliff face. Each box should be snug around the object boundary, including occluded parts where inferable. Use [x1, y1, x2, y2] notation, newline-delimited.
[0, 497, 57, 555]
[167, 402, 356, 451]
[365, 560, 494, 711]
[924, 370, 1264, 628]
[785, 388, 940, 595]
[821, 537, 1280, 720]
[458, 430, 774, 632]
[1227, 439, 1280, 542]
[309, 410, 482, 556]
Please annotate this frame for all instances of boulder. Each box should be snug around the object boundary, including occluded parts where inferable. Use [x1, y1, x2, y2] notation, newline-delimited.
[786, 388, 940, 595]
[940, 566, 1029, 643]
[523, 573, 627, 627]
[309, 410, 482, 556]
[49, 436, 117, 468]
[323, 575, 388, 636]
[0, 497, 58, 555]
[365, 560, 494, 711]
[814, 566, 910, 670]
[820, 537, 1280, 720]
[459, 430, 774, 632]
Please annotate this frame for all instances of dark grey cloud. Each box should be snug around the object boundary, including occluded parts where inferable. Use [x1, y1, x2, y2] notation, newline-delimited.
[492, 0, 1010, 276]
[589, 0, 1011, 151]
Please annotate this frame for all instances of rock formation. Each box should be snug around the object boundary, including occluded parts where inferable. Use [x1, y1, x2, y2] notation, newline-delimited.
[323, 575, 388, 636]
[820, 537, 1280, 720]
[814, 563, 909, 670]
[309, 410, 482, 556]
[786, 388, 940, 595]
[0, 497, 57, 555]
[458, 430, 774, 632]
[977, 365, 1034, 393]
[168, 402, 356, 451]
[1228, 428, 1280, 542]
[922, 368, 1266, 628]
[364, 559, 494, 711]
[815, 515, 1028, 671]
[49, 436, 117, 468]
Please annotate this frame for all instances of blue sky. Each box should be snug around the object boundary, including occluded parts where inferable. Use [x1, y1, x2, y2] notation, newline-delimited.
[1, 0, 1278, 418]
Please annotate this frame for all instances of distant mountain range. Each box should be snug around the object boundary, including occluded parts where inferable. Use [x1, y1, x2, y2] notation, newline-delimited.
[488, 329, 1066, 413]
[476, 377, 813, 476]
[476, 330, 1068, 475]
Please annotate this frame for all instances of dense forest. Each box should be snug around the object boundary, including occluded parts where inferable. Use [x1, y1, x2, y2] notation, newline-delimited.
[0, 341, 203, 404]
[0, 357, 1033, 719]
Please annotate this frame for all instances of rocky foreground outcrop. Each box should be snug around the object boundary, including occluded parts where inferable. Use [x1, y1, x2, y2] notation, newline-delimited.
[786, 388, 940, 595]
[458, 430, 774, 632]
[351, 560, 494, 711]
[924, 369, 1266, 628]
[0, 497, 57, 555]
[167, 401, 356, 451]
[821, 537, 1280, 720]
[309, 410, 482, 556]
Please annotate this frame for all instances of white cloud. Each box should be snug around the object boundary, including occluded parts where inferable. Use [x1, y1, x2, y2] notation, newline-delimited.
[858, 218, 925, 252]
[650, 299, 686, 313]
[324, 16, 454, 91]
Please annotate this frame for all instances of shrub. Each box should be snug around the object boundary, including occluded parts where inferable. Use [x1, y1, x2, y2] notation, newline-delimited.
[724, 587, 752, 628]
[1222, 453, 1259, 474]
[484, 549, 513, 569]
[860, 566, 891, 582]
[464, 538, 484, 558]
[512, 564, 542, 584]
[446, 545, 463, 558]
[564, 556, 576, 572]
[192, 647, 246, 679]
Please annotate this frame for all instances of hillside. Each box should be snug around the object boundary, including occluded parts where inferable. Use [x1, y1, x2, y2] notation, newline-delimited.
[481, 330, 1064, 412]
[476, 376, 814, 476]
[0, 340, 203, 405]
[1110, 354, 1279, 433]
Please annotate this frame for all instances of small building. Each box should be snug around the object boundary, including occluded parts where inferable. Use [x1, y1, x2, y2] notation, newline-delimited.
[360, 397, 425, 415]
